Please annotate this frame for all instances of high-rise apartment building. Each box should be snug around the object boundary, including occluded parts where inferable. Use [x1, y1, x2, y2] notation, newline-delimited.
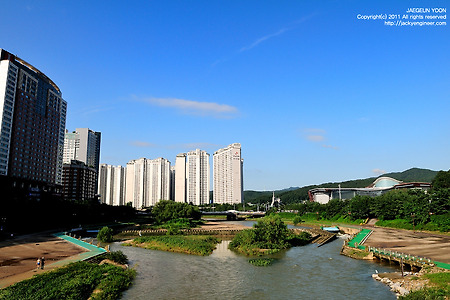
[213, 143, 243, 204]
[62, 160, 97, 201]
[174, 153, 187, 203]
[63, 128, 101, 194]
[174, 150, 210, 205]
[98, 164, 126, 206]
[186, 149, 210, 206]
[63, 128, 101, 172]
[125, 157, 171, 208]
[0, 49, 67, 185]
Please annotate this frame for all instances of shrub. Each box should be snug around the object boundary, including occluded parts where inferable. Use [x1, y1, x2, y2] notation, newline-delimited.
[105, 251, 128, 265]
[249, 258, 276, 266]
[97, 226, 114, 243]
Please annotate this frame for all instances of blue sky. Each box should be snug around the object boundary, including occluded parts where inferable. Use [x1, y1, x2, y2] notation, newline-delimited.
[1, 1, 449, 190]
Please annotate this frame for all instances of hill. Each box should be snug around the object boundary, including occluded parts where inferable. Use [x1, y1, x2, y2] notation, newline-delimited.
[245, 168, 438, 205]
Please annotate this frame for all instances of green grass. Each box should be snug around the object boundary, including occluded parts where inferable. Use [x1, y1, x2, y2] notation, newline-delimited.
[376, 219, 450, 233]
[248, 258, 276, 266]
[124, 235, 221, 256]
[0, 261, 135, 300]
[400, 272, 450, 299]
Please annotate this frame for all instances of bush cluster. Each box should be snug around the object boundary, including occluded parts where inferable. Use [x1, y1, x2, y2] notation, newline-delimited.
[0, 261, 135, 300]
[229, 215, 311, 255]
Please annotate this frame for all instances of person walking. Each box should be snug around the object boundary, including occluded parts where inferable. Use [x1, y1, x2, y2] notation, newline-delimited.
[36, 258, 41, 270]
[41, 257, 45, 270]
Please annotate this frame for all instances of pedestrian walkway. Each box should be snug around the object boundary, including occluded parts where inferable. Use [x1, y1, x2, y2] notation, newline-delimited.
[0, 233, 106, 289]
[347, 228, 372, 249]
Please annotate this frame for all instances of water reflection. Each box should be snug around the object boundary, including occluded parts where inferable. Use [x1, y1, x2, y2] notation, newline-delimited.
[114, 222, 397, 300]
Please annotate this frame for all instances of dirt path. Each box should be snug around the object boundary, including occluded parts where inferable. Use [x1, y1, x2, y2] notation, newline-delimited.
[0, 233, 86, 288]
[363, 226, 450, 264]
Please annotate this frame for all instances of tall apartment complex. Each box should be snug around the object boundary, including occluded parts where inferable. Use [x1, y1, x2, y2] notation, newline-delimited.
[63, 128, 101, 196]
[0, 49, 67, 185]
[62, 160, 97, 201]
[98, 164, 126, 206]
[213, 143, 243, 204]
[187, 149, 210, 206]
[174, 153, 187, 203]
[125, 157, 171, 208]
[174, 150, 210, 205]
[63, 128, 101, 172]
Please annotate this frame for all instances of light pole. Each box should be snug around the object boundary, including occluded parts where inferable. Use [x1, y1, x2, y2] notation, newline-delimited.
[411, 213, 415, 232]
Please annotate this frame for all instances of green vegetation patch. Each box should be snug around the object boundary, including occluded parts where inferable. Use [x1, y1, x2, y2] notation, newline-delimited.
[125, 235, 220, 256]
[249, 258, 276, 267]
[97, 226, 114, 243]
[400, 272, 450, 299]
[229, 215, 311, 256]
[0, 261, 135, 300]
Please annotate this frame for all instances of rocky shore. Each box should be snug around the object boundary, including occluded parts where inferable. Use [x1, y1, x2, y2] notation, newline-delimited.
[372, 267, 448, 298]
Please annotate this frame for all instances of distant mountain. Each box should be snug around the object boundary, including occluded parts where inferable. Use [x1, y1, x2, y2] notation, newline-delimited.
[382, 168, 437, 183]
[244, 168, 438, 204]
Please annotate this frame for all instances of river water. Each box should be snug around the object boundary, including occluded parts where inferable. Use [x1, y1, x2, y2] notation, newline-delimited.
[112, 222, 398, 300]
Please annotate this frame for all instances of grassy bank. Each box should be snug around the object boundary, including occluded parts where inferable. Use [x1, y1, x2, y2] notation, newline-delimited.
[0, 261, 135, 300]
[123, 235, 221, 256]
[399, 271, 450, 299]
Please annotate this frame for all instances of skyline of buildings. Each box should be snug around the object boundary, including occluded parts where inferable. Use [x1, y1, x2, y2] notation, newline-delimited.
[98, 144, 243, 208]
[0, 48, 242, 207]
[0, 48, 67, 186]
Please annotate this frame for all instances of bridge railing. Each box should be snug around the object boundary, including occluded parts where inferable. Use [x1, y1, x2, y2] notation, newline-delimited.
[367, 246, 433, 265]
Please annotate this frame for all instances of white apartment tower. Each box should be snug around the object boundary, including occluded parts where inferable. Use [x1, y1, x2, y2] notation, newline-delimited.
[125, 157, 171, 208]
[213, 143, 243, 204]
[174, 153, 187, 203]
[186, 149, 210, 206]
[98, 164, 126, 206]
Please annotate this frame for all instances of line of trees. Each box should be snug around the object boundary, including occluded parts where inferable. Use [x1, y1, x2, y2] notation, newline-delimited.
[286, 170, 450, 231]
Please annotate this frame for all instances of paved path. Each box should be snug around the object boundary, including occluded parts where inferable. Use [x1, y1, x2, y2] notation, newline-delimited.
[0, 233, 106, 289]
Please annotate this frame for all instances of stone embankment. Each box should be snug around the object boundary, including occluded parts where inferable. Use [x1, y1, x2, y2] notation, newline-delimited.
[371, 268, 449, 297]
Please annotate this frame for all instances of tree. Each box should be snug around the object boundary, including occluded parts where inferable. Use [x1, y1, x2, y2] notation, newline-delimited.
[253, 214, 290, 249]
[151, 200, 201, 223]
[432, 170, 450, 190]
[97, 226, 114, 243]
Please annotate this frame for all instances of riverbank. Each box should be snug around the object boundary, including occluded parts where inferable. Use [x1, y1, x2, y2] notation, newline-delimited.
[0, 233, 86, 288]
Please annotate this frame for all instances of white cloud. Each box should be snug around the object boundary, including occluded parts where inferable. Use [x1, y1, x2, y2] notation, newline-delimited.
[302, 128, 326, 142]
[130, 141, 156, 148]
[322, 144, 339, 150]
[372, 168, 386, 176]
[141, 97, 238, 118]
[307, 135, 325, 142]
[239, 28, 289, 52]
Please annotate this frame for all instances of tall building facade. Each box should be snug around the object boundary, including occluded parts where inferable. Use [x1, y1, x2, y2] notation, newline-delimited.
[213, 143, 243, 204]
[62, 160, 97, 201]
[125, 157, 171, 208]
[63, 128, 101, 194]
[0, 49, 67, 185]
[98, 164, 125, 206]
[174, 153, 187, 203]
[63, 128, 101, 172]
[186, 149, 210, 206]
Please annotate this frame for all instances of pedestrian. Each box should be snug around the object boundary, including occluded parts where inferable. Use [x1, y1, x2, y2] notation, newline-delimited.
[41, 257, 45, 270]
[36, 258, 41, 270]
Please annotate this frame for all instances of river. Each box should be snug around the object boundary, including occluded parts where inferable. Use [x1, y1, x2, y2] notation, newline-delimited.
[111, 222, 398, 300]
